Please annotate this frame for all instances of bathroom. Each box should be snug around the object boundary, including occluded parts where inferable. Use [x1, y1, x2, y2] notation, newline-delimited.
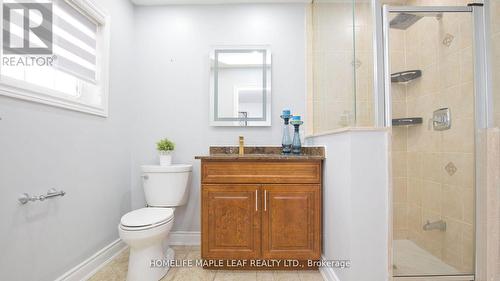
[0, 0, 499, 281]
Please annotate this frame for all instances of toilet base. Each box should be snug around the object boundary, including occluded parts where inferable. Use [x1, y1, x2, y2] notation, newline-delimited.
[126, 246, 174, 281]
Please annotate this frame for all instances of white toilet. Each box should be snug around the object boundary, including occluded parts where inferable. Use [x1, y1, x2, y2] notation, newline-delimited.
[118, 164, 192, 281]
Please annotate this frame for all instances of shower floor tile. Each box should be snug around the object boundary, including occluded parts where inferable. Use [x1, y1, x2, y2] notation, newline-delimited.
[393, 239, 459, 276]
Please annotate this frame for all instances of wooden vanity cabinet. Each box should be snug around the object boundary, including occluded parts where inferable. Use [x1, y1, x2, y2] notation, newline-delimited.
[201, 184, 261, 259]
[200, 160, 322, 268]
[261, 184, 321, 260]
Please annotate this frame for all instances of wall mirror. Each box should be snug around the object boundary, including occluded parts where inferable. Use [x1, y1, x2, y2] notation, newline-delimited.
[210, 47, 271, 126]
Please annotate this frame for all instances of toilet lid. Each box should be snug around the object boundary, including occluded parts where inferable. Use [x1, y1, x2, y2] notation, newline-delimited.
[120, 208, 174, 228]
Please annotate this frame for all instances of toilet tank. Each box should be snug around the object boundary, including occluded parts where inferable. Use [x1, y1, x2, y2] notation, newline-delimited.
[141, 164, 192, 207]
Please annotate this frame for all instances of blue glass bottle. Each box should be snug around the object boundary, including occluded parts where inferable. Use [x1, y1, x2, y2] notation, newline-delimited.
[290, 116, 304, 155]
[280, 109, 292, 154]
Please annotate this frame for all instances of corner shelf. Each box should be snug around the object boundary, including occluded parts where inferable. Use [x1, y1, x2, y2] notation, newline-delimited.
[391, 70, 422, 83]
[392, 117, 423, 126]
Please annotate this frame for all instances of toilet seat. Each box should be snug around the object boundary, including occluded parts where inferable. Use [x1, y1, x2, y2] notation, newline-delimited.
[120, 207, 174, 231]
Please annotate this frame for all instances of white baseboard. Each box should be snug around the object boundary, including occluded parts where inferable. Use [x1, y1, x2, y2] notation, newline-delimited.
[169, 231, 200, 245]
[55, 231, 199, 281]
[319, 256, 341, 281]
[55, 239, 127, 281]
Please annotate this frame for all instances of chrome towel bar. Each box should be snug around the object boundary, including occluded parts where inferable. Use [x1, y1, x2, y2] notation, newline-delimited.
[18, 188, 66, 205]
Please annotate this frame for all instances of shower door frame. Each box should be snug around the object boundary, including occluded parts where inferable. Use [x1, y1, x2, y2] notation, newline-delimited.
[373, 3, 493, 281]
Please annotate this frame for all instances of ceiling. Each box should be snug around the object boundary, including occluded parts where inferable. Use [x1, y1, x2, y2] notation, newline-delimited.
[132, 0, 312, 5]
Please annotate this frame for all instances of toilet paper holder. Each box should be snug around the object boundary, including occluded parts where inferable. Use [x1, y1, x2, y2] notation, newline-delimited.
[18, 188, 66, 205]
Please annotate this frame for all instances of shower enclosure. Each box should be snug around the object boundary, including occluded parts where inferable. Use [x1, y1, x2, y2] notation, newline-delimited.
[376, 3, 492, 281]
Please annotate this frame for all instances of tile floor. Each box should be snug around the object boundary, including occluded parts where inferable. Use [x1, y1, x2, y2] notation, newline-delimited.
[89, 246, 324, 281]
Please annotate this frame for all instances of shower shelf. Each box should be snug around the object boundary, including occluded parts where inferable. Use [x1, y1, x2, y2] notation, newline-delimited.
[391, 70, 422, 83]
[392, 117, 423, 126]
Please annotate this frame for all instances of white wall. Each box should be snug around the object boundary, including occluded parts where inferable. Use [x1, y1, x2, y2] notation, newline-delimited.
[309, 130, 389, 281]
[0, 0, 135, 280]
[131, 4, 308, 231]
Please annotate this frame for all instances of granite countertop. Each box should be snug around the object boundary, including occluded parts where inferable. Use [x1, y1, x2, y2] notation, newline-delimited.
[195, 146, 325, 160]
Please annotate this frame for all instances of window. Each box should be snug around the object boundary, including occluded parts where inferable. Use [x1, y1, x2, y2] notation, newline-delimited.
[0, 0, 110, 116]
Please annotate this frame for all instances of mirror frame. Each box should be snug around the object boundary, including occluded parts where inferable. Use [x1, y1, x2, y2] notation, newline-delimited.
[209, 46, 272, 127]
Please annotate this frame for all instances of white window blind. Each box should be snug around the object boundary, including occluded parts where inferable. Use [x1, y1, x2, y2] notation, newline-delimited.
[53, 0, 98, 83]
[6, 0, 98, 83]
[0, 0, 109, 116]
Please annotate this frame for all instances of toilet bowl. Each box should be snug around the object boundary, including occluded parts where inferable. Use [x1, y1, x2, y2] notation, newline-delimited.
[119, 207, 174, 281]
[118, 164, 192, 281]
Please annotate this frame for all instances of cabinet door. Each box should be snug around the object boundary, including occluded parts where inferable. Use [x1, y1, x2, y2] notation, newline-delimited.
[202, 184, 261, 259]
[262, 184, 321, 260]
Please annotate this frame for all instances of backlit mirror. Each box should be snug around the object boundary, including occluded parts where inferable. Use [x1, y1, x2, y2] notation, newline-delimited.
[210, 47, 271, 126]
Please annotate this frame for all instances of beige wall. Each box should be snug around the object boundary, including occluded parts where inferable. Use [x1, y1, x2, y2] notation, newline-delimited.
[391, 5, 475, 273]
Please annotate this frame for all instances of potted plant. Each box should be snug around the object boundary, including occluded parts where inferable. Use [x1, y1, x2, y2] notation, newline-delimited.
[156, 138, 175, 166]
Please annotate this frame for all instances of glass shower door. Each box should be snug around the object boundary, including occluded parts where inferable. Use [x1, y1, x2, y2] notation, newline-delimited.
[385, 5, 476, 278]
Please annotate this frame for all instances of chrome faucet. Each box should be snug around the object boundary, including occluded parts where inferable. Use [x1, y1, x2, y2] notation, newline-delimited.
[423, 220, 446, 231]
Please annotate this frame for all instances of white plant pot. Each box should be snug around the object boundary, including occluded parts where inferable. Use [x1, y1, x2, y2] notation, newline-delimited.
[159, 151, 173, 166]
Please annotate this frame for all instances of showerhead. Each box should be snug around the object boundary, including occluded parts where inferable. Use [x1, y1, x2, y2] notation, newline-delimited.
[390, 13, 423, 30]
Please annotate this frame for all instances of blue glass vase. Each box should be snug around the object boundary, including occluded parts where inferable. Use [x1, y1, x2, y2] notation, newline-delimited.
[280, 110, 292, 154]
[290, 116, 303, 155]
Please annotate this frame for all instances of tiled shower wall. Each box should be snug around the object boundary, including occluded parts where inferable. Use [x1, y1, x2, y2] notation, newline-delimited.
[391, 27, 409, 241]
[391, 2, 475, 273]
[490, 0, 500, 235]
[308, 1, 375, 135]
[310, 2, 355, 134]
[489, 0, 500, 278]
[309, 0, 415, 135]
[353, 2, 375, 128]
[340, 0, 499, 276]
[311, 0, 499, 273]
[494, 0, 500, 128]
[391, 0, 500, 276]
